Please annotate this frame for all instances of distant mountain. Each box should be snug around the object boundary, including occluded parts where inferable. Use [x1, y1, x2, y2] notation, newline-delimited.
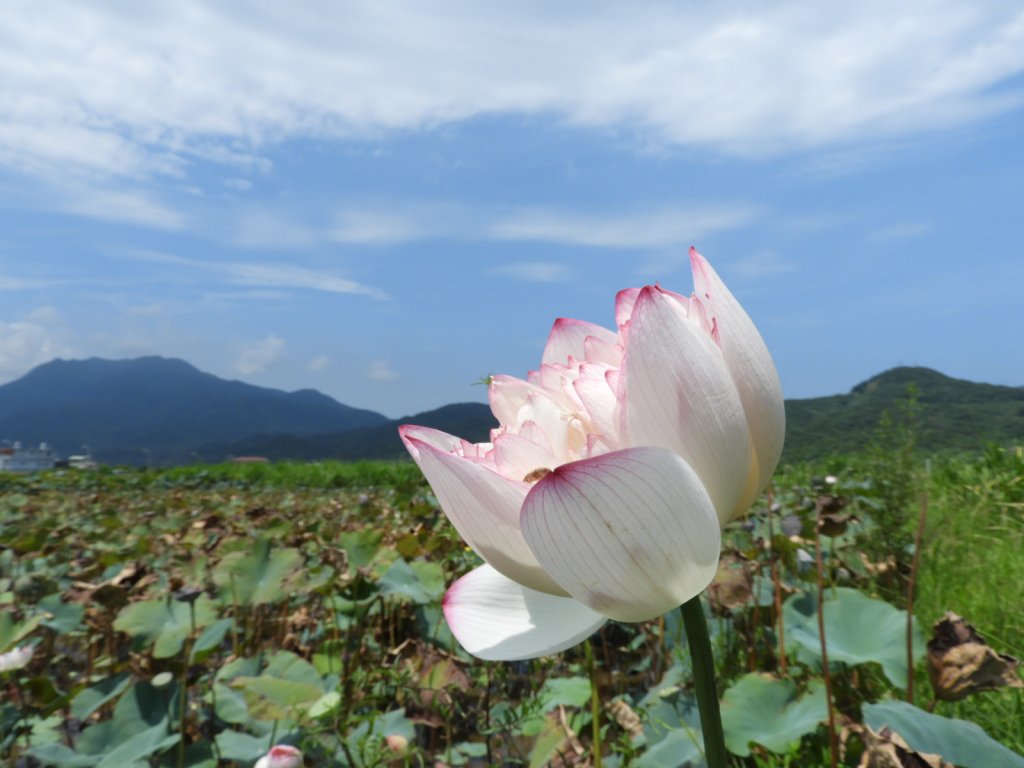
[217, 366, 1024, 465]
[783, 366, 1024, 462]
[199, 402, 496, 463]
[3, 357, 1019, 467]
[0, 357, 389, 465]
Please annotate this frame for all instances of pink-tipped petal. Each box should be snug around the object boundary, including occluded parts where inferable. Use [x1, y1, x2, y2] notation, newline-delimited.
[542, 317, 618, 366]
[489, 375, 575, 427]
[573, 363, 618, 443]
[615, 287, 641, 330]
[254, 744, 302, 768]
[400, 427, 564, 595]
[583, 335, 622, 366]
[521, 447, 721, 623]
[690, 247, 785, 500]
[443, 565, 607, 660]
[621, 286, 752, 523]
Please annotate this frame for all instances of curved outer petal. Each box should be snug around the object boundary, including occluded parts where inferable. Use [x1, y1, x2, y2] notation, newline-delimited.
[443, 564, 607, 661]
[542, 317, 618, 366]
[690, 247, 785, 502]
[621, 286, 752, 523]
[520, 447, 721, 623]
[399, 425, 565, 595]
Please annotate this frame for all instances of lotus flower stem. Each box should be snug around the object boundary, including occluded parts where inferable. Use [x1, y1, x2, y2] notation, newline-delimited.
[813, 509, 838, 768]
[680, 595, 727, 768]
[907, 491, 928, 704]
[584, 638, 603, 768]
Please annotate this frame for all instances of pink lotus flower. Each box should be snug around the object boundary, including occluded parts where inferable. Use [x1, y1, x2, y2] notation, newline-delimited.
[254, 744, 302, 768]
[400, 248, 784, 661]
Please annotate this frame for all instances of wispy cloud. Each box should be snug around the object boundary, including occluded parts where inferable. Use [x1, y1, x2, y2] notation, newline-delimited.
[225, 263, 389, 299]
[121, 250, 389, 300]
[730, 252, 797, 278]
[308, 354, 330, 372]
[0, 307, 74, 381]
[1, 3, 1021, 184]
[234, 335, 285, 375]
[488, 262, 575, 282]
[866, 221, 932, 241]
[489, 205, 761, 248]
[368, 359, 398, 381]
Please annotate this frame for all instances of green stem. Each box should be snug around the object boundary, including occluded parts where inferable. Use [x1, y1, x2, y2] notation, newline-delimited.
[584, 638, 603, 768]
[680, 595, 727, 768]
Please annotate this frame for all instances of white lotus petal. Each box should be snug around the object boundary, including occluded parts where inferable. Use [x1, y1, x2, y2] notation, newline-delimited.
[493, 431, 559, 483]
[583, 335, 622, 366]
[399, 425, 564, 594]
[621, 285, 751, 523]
[521, 447, 721, 622]
[443, 565, 607, 661]
[542, 317, 618, 366]
[573, 363, 619, 443]
[489, 374, 576, 427]
[615, 287, 641, 331]
[690, 248, 785, 503]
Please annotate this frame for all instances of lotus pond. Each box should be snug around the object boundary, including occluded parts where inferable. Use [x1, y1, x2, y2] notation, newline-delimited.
[0, 449, 1021, 767]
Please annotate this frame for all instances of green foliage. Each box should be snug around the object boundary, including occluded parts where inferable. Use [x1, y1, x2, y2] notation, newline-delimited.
[0, 455, 1021, 767]
[863, 700, 1024, 768]
[858, 384, 920, 566]
[720, 674, 827, 757]
[783, 587, 925, 688]
[212, 538, 304, 606]
[113, 596, 218, 658]
[783, 366, 1024, 463]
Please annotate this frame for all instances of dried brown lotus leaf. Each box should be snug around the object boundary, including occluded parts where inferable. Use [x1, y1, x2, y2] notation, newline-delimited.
[927, 612, 1023, 702]
[707, 550, 755, 613]
[841, 721, 953, 768]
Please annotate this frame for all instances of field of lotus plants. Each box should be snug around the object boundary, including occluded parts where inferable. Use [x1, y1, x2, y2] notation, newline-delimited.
[0, 444, 1021, 768]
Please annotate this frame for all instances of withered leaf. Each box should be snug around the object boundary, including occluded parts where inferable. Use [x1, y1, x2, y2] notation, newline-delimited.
[707, 551, 755, 613]
[841, 719, 952, 768]
[927, 612, 1023, 702]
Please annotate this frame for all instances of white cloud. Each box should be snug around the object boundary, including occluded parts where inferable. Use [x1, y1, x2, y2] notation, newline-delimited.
[224, 178, 252, 191]
[230, 207, 316, 249]
[367, 360, 398, 381]
[730, 252, 797, 278]
[234, 335, 285, 375]
[0, 308, 74, 381]
[119, 250, 389, 299]
[59, 186, 186, 230]
[308, 354, 330, 372]
[488, 262, 574, 282]
[867, 221, 932, 241]
[225, 262, 389, 299]
[489, 205, 760, 248]
[0, 2, 1021, 184]
[323, 201, 759, 248]
[125, 303, 164, 317]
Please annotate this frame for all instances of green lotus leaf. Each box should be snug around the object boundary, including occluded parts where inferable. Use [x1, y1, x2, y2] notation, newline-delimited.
[720, 673, 827, 757]
[783, 587, 924, 687]
[863, 700, 1024, 768]
[112, 596, 217, 658]
[212, 537, 304, 606]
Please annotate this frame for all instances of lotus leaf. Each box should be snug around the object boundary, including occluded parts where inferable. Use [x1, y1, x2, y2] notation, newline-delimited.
[863, 700, 1024, 768]
[783, 587, 924, 687]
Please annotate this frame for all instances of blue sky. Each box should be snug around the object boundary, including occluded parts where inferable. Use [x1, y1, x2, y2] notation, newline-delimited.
[1, 2, 1022, 418]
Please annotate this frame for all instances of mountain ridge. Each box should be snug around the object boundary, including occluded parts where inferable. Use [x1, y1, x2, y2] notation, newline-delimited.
[1, 357, 1021, 466]
[0, 356, 389, 465]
